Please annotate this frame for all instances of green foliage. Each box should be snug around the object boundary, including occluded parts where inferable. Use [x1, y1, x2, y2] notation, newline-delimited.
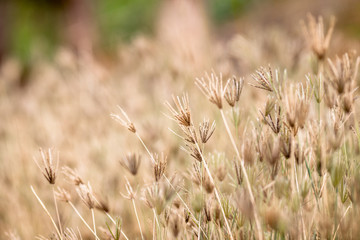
[207, 0, 253, 24]
[95, 0, 160, 48]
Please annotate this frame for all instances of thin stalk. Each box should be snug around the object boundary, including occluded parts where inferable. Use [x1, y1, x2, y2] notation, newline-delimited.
[333, 187, 338, 238]
[152, 209, 157, 240]
[332, 205, 352, 240]
[132, 198, 144, 240]
[91, 209, 97, 240]
[198, 212, 202, 240]
[52, 186, 63, 237]
[31, 186, 62, 240]
[305, 159, 320, 211]
[68, 201, 99, 239]
[220, 110, 263, 240]
[294, 159, 307, 240]
[104, 212, 129, 240]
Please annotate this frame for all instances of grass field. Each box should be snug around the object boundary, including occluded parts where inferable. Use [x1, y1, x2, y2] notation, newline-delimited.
[1, 1, 360, 239]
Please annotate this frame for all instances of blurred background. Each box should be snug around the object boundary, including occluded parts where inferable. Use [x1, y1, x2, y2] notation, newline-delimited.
[1, 0, 360, 66]
[1, 0, 360, 238]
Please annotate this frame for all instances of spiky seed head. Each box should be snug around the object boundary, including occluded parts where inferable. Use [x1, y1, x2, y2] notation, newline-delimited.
[121, 177, 136, 200]
[167, 209, 183, 238]
[34, 147, 59, 185]
[195, 71, 227, 109]
[301, 13, 335, 60]
[180, 125, 198, 144]
[260, 104, 282, 134]
[284, 83, 311, 134]
[153, 152, 167, 182]
[326, 52, 360, 95]
[264, 97, 276, 116]
[62, 167, 84, 186]
[242, 139, 255, 166]
[215, 164, 226, 182]
[119, 153, 141, 176]
[95, 198, 110, 213]
[294, 143, 305, 165]
[202, 174, 214, 194]
[54, 187, 71, 202]
[165, 93, 192, 127]
[280, 128, 292, 159]
[111, 106, 136, 133]
[224, 76, 244, 107]
[76, 182, 97, 209]
[199, 119, 216, 143]
[181, 144, 202, 162]
[142, 184, 166, 215]
[203, 199, 212, 222]
[249, 66, 274, 92]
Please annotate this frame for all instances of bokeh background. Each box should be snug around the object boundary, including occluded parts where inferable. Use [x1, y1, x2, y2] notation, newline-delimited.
[1, 0, 360, 238]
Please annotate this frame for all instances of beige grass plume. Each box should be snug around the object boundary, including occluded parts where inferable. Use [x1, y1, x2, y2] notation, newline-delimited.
[301, 13, 335, 60]
[34, 148, 59, 185]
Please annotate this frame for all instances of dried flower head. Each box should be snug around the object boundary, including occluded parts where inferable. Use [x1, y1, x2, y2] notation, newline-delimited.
[143, 183, 166, 215]
[216, 164, 227, 182]
[326, 52, 360, 94]
[54, 187, 71, 202]
[95, 198, 110, 213]
[195, 71, 227, 109]
[34, 148, 59, 184]
[153, 152, 167, 182]
[242, 138, 255, 166]
[249, 66, 274, 92]
[280, 127, 292, 159]
[191, 163, 214, 193]
[181, 144, 203, 162]
[199, 119, 216, 143]
[111, 106, 136, 133]
[224, 76, 244, 107]
[294, 143, 305, 165]
[62, 167, 84, 186]
[76, 182, 97, 209]
[167, 209, 184, 238]
[284, 83, 311, 133]
[165, 94, 192, 127]
[180, 125, 198, 144]
[301, 13, 335, 60]
[121, 178, 136, 200]
[204, 199, 212, 222]
[119, 153, 141, 176]
[260, 104, 282, 134]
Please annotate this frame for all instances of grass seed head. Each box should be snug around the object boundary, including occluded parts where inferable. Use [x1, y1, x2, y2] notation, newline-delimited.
[54, 187, 71, 203]
[301, 13, 335, 60]
[153, 152, 167, 182]
[119, 153, 141, 176]
[111, 106, 136, 133]
[62, 167, 84, 186]
[166, 93, 192, 127]
[249, 66, 274, 92]
[326, 52, 360, 94]
[199, 119, 216, 143]
[195, 71, 227, 109]
[76, 182, 97, 209]
[224, 76, 244, 107]
[34, 147, 59, 185]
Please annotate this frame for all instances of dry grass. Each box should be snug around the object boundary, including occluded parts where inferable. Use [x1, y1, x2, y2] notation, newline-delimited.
[1, 9, 360, 240]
